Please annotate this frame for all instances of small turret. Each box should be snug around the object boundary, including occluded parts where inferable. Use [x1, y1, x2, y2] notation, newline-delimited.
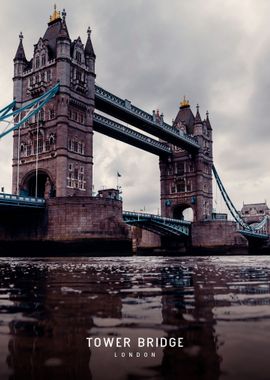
[193, 104, 203, 136]
[85, 27, 96, 73]
[57, 9, 70, 41]
[13, 32, 27, 102]
[194, 104, 202, 124]
[14, 32, 27, 63]
[85, 27, 95, 58]
[206, 110, 212, 130]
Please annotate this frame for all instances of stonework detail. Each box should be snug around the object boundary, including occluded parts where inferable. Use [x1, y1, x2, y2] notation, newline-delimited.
[160, 104, 213, 222]
[12, 11, 96, 198]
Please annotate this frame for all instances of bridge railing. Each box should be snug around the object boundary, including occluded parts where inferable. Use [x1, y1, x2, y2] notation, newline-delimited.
[93, 113, 172, 154]
[95, 85, 200, 148]
[0, 193, 45, 207]
[123, 211, 191, 225]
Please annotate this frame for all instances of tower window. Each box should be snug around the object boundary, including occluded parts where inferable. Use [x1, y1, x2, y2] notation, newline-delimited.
[41, 54, 46, 66]
[79, 114, 84, 124]
[47, 70, 52, 81]
[49, 108, 55, 120]
[76, 51, 82, 63]
[39, 109, 45, 122]
[177, 180, 185, 193]
[175, 162, 184, 175]
[26, 144, 32, 156]
[36, 56, 40, 69]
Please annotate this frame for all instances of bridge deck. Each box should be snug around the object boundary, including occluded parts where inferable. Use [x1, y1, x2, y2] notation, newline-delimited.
[93, 113, 172, 156]
[95, 85, 200, 153]
[0, 193, 46, 208]
[123, 211, 191, 237]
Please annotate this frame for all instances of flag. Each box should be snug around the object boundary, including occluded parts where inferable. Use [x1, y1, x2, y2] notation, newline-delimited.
[117, 172, 121, 177]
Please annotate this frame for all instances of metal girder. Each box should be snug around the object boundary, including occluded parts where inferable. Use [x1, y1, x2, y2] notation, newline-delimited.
[93, 113, 172, 156]
[123, 211, 191, 237]
[237, 229, 269, 240]
[95, 85, 199, 152]
[0, 83, 59, 139]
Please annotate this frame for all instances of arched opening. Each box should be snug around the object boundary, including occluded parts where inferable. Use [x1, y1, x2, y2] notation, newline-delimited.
[173, 204, 194, 222]
[21, 170, 54, 198]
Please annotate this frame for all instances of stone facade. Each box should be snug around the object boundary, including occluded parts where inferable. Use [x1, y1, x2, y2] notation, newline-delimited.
[160, 101, 213, 222]
[12, 10, 95, 198]
[4, 8, 132, 254]
[191, 221, 248, 251]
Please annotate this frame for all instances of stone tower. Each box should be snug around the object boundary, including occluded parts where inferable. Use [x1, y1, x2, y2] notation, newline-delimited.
[160, 98, 213, 222]
[12, 6, 96, 198]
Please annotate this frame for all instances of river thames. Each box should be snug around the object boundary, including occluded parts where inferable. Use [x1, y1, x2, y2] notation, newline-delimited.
[0, 256, 269, 380]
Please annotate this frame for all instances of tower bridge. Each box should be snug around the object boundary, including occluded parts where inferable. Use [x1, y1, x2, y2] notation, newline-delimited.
[0, 6, 268, 254]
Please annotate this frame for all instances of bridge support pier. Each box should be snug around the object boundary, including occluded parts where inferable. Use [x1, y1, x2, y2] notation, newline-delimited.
[131, 220, 249, 255]
[0, 197, 131, 256]
[191, 221, 248, 253]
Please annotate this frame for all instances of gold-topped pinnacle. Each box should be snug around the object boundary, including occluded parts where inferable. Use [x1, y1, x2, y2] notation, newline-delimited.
[49, 4, 61, 23]
[180, 96, 190, 108]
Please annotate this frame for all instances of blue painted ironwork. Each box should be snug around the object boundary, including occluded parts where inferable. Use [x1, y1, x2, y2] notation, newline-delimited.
[0, 83, 59, 139]
[212, 165, 269, 239]
[95, 85, 200, 152]
[0, 100, 16, 118]
[238, 229, 269, 240]
[93, 113, 172, 156]
[0, 193, 45, 208]
[123, 211, 191, 237]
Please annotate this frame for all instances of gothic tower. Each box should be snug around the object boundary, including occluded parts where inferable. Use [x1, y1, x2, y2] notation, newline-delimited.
[160, 99, 213, 222]
[12, 6, 96, 198]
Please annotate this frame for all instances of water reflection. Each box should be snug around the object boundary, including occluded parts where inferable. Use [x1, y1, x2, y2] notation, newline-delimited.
[0, 257, 269, 379]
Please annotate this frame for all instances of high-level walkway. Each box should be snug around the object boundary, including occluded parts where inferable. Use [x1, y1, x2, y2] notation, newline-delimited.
[93, 113, 172, 156]
[95, 85, 200, 153]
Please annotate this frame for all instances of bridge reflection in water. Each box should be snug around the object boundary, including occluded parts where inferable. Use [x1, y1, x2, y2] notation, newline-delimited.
[1, 257, 270, 380]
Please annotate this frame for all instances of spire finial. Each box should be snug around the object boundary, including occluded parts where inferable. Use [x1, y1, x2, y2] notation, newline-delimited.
[196, 104, 199, 112]
[87, 27, 91, 38]
[49, 4, 61, 22]
[206, 110, 209, 118]
[19, 32, 23, 41]
[180, 96, 190, 108]
[62, 8, 66, 21]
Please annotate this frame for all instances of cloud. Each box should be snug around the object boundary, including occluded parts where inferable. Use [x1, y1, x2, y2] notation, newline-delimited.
[0, 0, 270, 213]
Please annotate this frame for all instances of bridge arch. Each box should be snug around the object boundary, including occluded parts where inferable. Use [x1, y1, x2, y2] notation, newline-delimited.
[20, 169, 55, 198]
[173, 204, 194, 222]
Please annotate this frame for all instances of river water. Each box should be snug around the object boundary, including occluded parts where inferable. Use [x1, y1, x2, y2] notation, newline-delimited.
[0, 256, 269, 380]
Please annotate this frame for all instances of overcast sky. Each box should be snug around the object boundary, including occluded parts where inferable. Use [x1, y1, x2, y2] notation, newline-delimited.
[0, 0, 269, 214]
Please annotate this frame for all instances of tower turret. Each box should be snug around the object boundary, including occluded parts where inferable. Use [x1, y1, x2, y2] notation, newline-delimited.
[12, 6, 95, 198]
[160, 99, 213, 222]
[13, 32, 27, 103]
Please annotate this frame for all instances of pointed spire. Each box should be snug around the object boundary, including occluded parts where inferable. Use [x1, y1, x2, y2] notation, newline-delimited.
[194, 104, 202, 124]
[58, 15, 70, 40]
[85, 27, 96, 58]
[206, 110, 212, 130]
[14, 32, 27, 62]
